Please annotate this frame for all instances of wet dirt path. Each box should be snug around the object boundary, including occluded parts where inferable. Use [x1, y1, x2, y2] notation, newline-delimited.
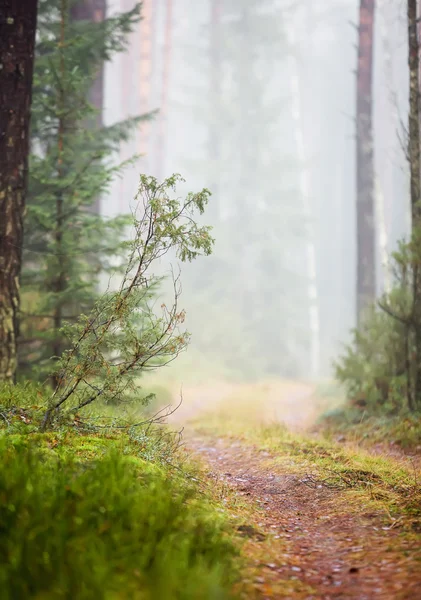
[187, 433, 421, 600]
[167, 380, 421, 599]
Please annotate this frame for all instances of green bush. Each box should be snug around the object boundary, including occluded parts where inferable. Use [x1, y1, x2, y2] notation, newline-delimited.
[0, 436, 238, 599]
[334, 306, 410, 415]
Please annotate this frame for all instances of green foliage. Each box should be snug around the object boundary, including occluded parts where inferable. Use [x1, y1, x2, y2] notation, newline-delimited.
[20, 0, 150, 380]
[321, 412, 421, 450]
[41, 175, 213, 428]
[0, 434, 238, 599]
[334, 234, 421, 415]
[334, 306, 409, 415]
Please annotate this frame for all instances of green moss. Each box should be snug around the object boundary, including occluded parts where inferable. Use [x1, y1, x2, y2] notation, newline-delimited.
[0, 433, 239, 599]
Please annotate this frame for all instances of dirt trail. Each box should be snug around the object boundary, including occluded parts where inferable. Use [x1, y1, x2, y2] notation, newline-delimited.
[188, 434, 420, 599]
[169, 381, 421, 599]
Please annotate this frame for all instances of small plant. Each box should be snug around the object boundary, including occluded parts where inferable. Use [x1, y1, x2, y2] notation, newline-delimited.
[334, 306, 408, 415]
[335, 237, 421, 415]
[41, 174, 213, 429]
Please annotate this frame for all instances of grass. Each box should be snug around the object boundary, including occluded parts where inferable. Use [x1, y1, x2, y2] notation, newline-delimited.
[319, 409, 421, 450]
[0, 383, 242, 599]
[193, 391, 421, 535]
[312, 379, 421, 451]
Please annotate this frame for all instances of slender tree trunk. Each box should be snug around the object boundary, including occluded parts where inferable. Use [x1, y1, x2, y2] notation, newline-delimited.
[51, 0, 67, 388]
[375, 177, 391, 293]
[70, 0, 105, 215]
[408, 0, 421, 224]
[0, 0, 38, 382]
[155, 0, 173, 181]
[289, 29, 321, 379]
[356, 0, 376, 325]
[208, 0, 221, 218]
[407, 0, 421, 408]
[138, 0, 153, 159]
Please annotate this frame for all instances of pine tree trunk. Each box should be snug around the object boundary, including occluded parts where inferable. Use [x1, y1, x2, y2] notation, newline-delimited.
[356, 0, 376, 325]
[0, 0, 38, 382]
[408, 0, 421, 408]
[408, 0, 421, 225]
[50, 0, 67, 389]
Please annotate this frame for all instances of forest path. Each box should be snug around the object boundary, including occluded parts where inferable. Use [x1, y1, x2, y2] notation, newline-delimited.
[168, 381, 421, 599]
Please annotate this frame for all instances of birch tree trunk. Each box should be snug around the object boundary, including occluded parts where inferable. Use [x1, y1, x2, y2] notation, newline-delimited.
[288, 32, 320, 379]
[0, 0, 38, 382]
[155, 0, 173, 180]
[356, 0, 376, 325]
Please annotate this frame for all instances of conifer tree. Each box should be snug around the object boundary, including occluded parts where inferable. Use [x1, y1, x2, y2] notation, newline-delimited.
[19, 0, 151, 381]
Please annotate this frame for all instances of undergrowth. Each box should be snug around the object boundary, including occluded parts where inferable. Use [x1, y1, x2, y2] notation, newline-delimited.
[194, 405, 421, 535]
[320, 409, 421, 450]
[0, 383, 241, 599]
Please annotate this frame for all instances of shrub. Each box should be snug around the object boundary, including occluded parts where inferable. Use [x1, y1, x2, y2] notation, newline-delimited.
[41, 174, 214, 430]
[334, 306, 409, 415]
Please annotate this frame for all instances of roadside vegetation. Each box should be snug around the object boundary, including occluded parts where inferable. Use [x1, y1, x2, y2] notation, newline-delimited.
[191, 384, 421, 538]
[0, 383, 243, 600]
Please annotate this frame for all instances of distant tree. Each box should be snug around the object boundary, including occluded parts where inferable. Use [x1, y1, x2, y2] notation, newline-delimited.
[356, 0, 376, 325]
[208, 0, 221, 211]
[19, 0, 151, 382]
[407, 0, 421, 405]
[70, 0, 107, 215]
[155, 0, 173, 180]
[408, 0, 420, 227]
[345, 0, 421, 412]
[0, 0, 39, 383]
[288, 20, 321, 379]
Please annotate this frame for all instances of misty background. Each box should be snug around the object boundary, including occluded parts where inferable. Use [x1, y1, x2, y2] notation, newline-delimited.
[102, 0, 409, 381]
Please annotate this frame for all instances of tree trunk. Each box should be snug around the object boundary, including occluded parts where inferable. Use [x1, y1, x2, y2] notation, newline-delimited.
[138, 0, 154, 159]
[155, 0, 173, 181]
[408, 0, 421, 225]
[70, 0, 105, 215]
[0, 0, 38, 382]
[356, 0, 376, 325]
[289, 26, 321, 379]
[408, 0, 421, 408]
[51, 0, 67, 389]
[208, 0, 221, 218]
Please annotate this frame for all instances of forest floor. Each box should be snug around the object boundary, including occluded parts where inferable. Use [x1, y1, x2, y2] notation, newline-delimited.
[168, 380, 421, 599]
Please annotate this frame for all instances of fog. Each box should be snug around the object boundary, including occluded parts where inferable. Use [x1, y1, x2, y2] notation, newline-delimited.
[102, 0, 410, 384]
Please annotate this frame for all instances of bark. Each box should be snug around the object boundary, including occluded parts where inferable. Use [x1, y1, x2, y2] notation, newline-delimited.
[408, 0, 421, 224]
[356, 0, 376, 325]
[407, 0, 421, 408]
[51, 0, 67, 389]
[0, 0, 38, 382]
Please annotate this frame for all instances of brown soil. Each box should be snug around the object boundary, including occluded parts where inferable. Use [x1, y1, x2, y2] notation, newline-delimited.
[168, 380, 421, 599]
[187, 434, 421, 599]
